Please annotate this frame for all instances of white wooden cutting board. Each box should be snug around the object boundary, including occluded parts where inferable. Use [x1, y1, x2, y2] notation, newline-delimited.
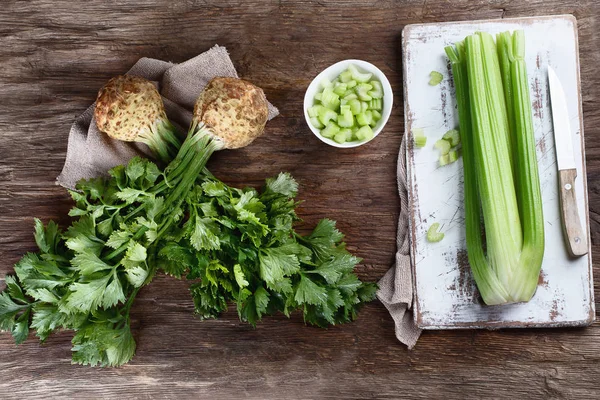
[403, 15, 594, 329]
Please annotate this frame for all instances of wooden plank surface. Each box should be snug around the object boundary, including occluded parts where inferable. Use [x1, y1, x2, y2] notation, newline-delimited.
[0, 1, 599, 398]
[405, 16, 594, 329]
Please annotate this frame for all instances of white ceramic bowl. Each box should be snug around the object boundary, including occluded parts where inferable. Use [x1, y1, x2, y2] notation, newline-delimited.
[303, 59, 393, 148]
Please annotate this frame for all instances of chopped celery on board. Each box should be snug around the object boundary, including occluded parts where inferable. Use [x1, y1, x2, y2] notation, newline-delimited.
[309, 64, 384, 144]
[429, 70, 443, 86]
[427, 223, 445, 242]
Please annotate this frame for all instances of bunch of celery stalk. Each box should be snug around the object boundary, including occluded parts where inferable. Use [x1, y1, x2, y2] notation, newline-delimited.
[445, 30, 544, 305]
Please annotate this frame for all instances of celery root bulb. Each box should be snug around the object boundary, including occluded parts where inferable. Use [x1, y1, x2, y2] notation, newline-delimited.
[94, 75, 180, 163]
[193, 77, 269, 149]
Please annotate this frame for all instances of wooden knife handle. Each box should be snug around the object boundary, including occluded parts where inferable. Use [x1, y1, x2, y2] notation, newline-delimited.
[558, 168, 588, 257]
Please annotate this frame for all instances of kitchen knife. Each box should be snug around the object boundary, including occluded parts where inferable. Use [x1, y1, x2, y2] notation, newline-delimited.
[548, 66, 588, 257]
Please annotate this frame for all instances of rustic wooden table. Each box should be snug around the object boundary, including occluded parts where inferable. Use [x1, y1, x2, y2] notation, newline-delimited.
[0, 1, 599, 398]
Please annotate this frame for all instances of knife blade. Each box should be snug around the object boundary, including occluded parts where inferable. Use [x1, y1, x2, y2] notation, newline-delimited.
[548, 66, 588, 257]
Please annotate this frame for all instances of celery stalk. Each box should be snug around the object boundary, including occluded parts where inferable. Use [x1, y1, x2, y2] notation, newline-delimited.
[445, 29, 544, 305]
[445, 41, 510, 305]
[507, 30, 545, 300]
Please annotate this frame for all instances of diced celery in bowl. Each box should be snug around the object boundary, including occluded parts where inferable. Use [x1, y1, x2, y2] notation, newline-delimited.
[304, 60, 393, 148]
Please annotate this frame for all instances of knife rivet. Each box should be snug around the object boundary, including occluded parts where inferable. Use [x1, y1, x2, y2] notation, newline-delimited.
[564, 183, 572, 191]
[575, 237, 581, 244]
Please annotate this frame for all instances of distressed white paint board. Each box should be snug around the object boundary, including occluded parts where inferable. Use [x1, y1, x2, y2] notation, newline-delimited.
[403, 15, 594, 329]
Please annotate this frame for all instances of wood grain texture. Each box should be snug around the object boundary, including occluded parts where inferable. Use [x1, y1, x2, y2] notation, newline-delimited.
[559, 168, 589, 256]
[0, 0, 599, 398]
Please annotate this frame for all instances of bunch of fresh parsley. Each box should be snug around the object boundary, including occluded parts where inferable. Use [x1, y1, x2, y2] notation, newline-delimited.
[0, 156, 377, 367]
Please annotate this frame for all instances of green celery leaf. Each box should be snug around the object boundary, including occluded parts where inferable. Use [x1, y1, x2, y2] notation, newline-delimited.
[0, 291, 28, 332]
[254, 286, 270, 316]
[312, 250, 361, 284]
[64, 216, 104, 255]
[143, 161, 161, 187]
[190, 283, 228, 319]
[71, 319, 136, 367]
[123, 241, 147, 265]
[234, 264, 249, 288]
[294, 274, 328, 306]
[259, 246, 301, 285]
[266, 277, 293, 294]
[357, 282, 378, 302]
[30, 304, 71, 341]
[106, 230, 132, 249]
[96, 217, 115, 237]
[202, 181, 227, 197]
[336, 273, 363, 295]
[63, 275, 110, 313]
[125, 266, 148, 288]
[264, 173, 298, 197]
[101, 276, 126, 308]
[115, 188, 149, 204]
[76, 177, 106, 201]
[302, 219, 345, 262]
[11, 308, 31, 344]
[146, 197, 164, 221]
[71, 252, 113, 276]
[28, 288, 59, 303]
[189, 216, 221, 251]
[157, 243, 195, 278]
[4, 276, 28, 304]
[125, 157, 145, 182]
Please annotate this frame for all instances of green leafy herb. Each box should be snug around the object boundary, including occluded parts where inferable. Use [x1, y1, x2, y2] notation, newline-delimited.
[0, 149, 376, 367]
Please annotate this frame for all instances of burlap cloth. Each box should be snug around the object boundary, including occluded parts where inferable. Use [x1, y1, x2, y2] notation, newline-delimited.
[56, 45, 420, 348]
[376, 137, 422, 348]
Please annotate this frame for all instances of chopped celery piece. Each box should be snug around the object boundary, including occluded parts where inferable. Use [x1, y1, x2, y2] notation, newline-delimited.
[321, 121, 340, 138]
[355, 125, 374, 141]
[427, 223, 444, 242]
[321, 87, 340, 110]
[361, 101, 369, 113]
[346, 80, 358, 89]
[334, 129, 352, 144]
[414, 133, 427, 148]
[307, 105, 323, 118]
[366, 111, 377, 127]
[429, 70, 443, 86]
[434, 139, 451, 155]
[356, 83, 373, 101]
[343, 93, 358, 101]
[340, 105, 351, 114]
[369, 99, 382, 110]
[310, 116, 324, 129]
[448, 149, 459, 163]
[348, 64, 373, 83]
[348, 99, 362, 115]
[321, 78, 333, 89]
[337, 108, 354, 128]
[356, 111, 373, 127]
[439, 154, 450, 166]
[340, 128, 352, 141]
[339, 70, 353, 83]
[333, 82, 348, 96]
[368, 81, 383, 99]
[442, 129, 461, 146]
[371, 110, 382, 122]
[315, 92, 322, 101]
[340, 99, 348, 106]
[332, 78, 340, 86]
[317, 107, 338, 126]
